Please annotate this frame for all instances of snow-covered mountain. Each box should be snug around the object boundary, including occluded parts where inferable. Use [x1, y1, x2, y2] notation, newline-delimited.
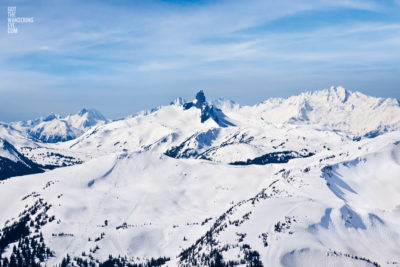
[182, 90, 235, 127]
[12, 108, 107, 143]
[235, 86, 400, 136]
[65, 108, 107, 130]
[0, 122, 84, 180]
[0, 138, 44, 180]
[0, 87, 399, 266]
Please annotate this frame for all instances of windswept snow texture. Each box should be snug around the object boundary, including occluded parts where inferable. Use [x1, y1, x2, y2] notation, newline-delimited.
[0, 87, 400, 266]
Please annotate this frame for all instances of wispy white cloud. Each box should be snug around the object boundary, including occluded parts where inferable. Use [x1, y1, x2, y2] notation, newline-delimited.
[0, 0, 399, 121]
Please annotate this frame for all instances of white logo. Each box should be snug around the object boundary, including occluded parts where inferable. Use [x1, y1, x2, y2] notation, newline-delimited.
[8, 6, 34, 34]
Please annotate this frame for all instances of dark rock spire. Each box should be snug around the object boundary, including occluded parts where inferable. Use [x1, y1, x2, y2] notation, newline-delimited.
[183, 90, 235, 127]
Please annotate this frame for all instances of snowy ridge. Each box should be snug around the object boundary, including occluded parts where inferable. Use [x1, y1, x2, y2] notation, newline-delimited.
[0, 122, 85, 173]
[29, 119, 83, 143]
[0, 138, 21, 163]
[0, 138, 45, 180]
[66, 108, 107, 130]
[0, 87, 399, 266]
[12, 108, 107, 143]
[236, 86, 400, 136]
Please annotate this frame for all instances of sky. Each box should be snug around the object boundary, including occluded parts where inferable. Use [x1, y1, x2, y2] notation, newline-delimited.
[1, 0, 400, 121]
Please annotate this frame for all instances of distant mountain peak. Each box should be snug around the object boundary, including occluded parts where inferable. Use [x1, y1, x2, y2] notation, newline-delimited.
[213, 98, 239, 111]
[66, 108, 107, 132]
[78, 108, 89, 116]
[43, 113, 58, 122]
[77, 108, 106, 120]
[254, 86, 400, 136]
[195, 90, 206, 106]
[8, 108, 108, 143]
[170, 97, 185, 106]
[183, 90, 235, 127]
[328, 86, 349, 102]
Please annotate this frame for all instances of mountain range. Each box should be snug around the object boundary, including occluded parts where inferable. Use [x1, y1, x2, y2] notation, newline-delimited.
[11, 108, 107, 143]
[0, 86, 399, 266]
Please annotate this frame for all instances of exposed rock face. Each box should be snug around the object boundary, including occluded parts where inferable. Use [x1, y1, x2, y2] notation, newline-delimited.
[183, 90, 235, 127]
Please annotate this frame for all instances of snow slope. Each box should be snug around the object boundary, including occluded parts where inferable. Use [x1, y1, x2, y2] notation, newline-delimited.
[0, 130, 399, 266]
[0, 138, 45, 180]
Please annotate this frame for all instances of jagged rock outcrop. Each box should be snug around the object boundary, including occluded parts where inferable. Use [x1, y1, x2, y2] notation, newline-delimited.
[183, 90, 235, 127]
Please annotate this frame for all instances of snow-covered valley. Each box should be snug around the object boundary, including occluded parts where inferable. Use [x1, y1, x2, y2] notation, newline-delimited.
[0, 87, 399, 266]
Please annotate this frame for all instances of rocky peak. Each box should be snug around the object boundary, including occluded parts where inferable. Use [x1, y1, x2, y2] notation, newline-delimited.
[195, 90, 206, 106]
[183, 90, 235, 127]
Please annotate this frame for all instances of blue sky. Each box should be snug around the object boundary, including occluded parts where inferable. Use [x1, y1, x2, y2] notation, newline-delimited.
[1, 0, 400, 121]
